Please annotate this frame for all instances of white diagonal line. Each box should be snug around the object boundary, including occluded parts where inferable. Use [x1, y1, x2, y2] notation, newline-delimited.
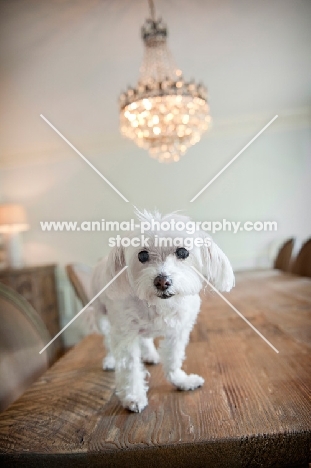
[39, 266, 128, 354]
[190, 115, 278, 202]
[40, 114, 129, 203]
[191, 266, 279, 353]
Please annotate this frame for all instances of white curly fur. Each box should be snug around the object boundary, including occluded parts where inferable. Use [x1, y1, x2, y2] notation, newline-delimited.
[91, 210, 235, 412]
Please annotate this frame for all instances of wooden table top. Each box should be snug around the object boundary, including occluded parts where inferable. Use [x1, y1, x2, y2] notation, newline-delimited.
[0, 270, 310, 467]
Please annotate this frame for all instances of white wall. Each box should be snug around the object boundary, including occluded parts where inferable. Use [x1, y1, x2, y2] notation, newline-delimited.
[1, 114, 310, 269]
[0, 0, 311, 336]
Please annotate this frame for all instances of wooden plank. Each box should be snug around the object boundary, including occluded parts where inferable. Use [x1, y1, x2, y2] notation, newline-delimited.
[0, 270, 310, 467]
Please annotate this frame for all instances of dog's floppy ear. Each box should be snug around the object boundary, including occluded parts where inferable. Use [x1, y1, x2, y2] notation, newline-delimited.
[105, 245, 131, 299]
[201, 240, 235, 292]
[107, 244, 126, 278]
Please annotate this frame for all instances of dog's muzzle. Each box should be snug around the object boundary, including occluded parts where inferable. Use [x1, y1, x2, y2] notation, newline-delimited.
[154, 275, 174, 299]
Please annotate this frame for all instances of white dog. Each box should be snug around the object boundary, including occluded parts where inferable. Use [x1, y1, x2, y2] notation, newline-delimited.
[91, 210, 234, 412]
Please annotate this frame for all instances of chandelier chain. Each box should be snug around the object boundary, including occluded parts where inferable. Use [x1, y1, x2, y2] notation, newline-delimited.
[148, 0, 156, 21]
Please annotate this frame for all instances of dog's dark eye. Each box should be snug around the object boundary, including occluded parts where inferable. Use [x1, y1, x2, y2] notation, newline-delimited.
[175, 247, 189, 259]
[138, 250, 149, 263]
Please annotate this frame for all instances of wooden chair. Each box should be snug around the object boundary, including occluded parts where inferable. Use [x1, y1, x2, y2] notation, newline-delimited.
[291, 238, 311, 278]
[65, 263, 100, 335]
[0, 283, 54, 412]
[65, 263, 92, 307]
[274, 238, 295, 272]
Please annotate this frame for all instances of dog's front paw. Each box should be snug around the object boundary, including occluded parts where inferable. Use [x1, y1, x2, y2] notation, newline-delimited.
[169, 369, 204, 391]
[177, 373, 205, 391]
[102, 354, 115, 371]
[122, 394, 148, 413]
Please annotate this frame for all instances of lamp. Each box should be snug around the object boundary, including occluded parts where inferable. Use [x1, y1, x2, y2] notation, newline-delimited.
[0, 204, 29, 268]
[119, 0, 210, 163]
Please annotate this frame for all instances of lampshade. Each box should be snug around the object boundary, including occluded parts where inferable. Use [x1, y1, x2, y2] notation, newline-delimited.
[0, 204, 29, 233]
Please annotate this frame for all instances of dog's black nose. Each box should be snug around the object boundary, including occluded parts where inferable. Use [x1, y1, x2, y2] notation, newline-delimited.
[154, 275, 172, 291]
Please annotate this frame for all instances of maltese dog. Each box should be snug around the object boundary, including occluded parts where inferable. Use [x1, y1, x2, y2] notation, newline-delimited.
[91, 210, 234, 412]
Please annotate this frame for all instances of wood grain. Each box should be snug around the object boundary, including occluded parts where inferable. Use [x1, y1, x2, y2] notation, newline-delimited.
[0, 270, 310, 467]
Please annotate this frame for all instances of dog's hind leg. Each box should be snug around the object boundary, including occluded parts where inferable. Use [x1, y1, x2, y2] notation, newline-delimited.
[140, 338, 160, 364]
[98, 315, 116, 370]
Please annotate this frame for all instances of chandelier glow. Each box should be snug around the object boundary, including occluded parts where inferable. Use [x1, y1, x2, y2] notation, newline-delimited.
[119, 5, 210, 163]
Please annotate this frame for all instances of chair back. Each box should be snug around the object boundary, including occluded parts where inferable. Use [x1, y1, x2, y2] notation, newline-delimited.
[0, 283, 53, 412]
[291, 238, 311, 278]
[66, 263, 92, 306]
[274, 238, 295, 272]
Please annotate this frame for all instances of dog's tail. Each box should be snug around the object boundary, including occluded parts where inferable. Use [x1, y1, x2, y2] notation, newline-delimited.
[77, 304, 107, 337]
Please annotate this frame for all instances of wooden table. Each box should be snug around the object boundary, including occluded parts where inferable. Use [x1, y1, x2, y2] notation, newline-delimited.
[0, 270, 310, 467]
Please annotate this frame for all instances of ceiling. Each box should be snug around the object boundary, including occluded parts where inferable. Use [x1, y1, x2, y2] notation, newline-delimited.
[0, 0, 310, 164]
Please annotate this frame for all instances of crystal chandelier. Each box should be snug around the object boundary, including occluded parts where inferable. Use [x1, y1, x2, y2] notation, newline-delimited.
[119, 0, 211, 163]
